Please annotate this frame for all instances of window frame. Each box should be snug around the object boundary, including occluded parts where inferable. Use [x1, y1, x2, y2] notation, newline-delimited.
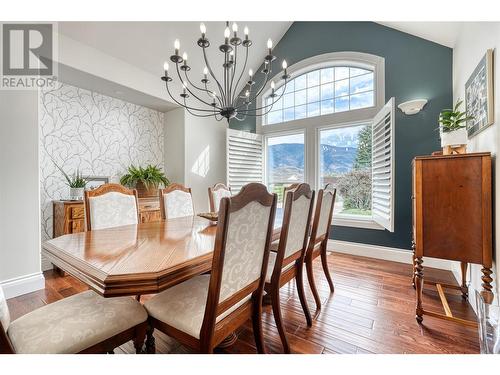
[257, 52, 386, 230]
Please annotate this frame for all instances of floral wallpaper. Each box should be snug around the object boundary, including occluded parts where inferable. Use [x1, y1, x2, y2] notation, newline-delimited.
[39, 82, 164, 262]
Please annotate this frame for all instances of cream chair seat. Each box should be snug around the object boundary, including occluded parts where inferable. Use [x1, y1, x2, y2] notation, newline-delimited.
[144, 275, 249, 339]
[3, 290, 147, 354]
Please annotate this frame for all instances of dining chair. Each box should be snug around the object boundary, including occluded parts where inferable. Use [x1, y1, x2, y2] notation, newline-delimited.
[208, 183, 231, 212]
[144, 183, 277, 353]
[159, 183, 195, 219]
[305, 188, 337, 312]
[264, 183, 315, 353]
[0, 286, 147, 354]
[84, 183, 139, 231]
[282, 183, 300, 207]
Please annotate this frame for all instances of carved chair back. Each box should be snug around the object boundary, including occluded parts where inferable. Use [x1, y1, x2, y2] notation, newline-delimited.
[208, 183, 232, 212]
[308, 188, 337, 250]
[159, 183, 195, 220]
[84, 183, 139, 231]
[269, 184, 315, 282]
[200, 183, 277, 344]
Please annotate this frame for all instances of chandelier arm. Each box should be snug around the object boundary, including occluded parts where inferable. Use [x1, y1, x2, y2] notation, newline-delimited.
[203, 82, 224, 107]
[183, 70, 223, 109]
[202, 46, 226, 107]
[233, 67, 272, 111]
[228, 44, 237, 105]
[238, 80, 288, 113]
[230, 44, 249, 106]
[175, 64, 218, 110]
[164, 81, 218, 112]
[183, 98, 219, 117]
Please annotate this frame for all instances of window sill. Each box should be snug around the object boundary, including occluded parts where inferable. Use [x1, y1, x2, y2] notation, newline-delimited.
[332, 216, 385, 230]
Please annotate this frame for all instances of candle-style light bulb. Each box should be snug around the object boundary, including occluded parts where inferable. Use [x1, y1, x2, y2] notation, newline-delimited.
[182, 81, 187, 94]
[163, 62, 169, 76]
[200, 23, 206, 38]
[182, 52, 188, 65]
[245, 90, 250, 97]
[174, 39, 180, 55]
[229, 50, 234, 62]
[282, 60, 287, 70]
[244, 26, 249, 40]
[271, 81, 275, 90]
[232, 22, 238, 36]
[224, 27, 230, 44]
[203, 66, 208, 79]
[249, 69, 253, 78]
[267, 38, 273, 54]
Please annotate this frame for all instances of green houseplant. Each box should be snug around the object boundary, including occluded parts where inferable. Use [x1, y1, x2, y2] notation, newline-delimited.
[439, 99, 473, 148]
[56, 167, 87, 200]
[120, 164, 170, 197]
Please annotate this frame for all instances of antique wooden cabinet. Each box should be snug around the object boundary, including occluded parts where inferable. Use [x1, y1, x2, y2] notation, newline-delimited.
[53, 197, 161, 238]
[412, 152, 493, 326]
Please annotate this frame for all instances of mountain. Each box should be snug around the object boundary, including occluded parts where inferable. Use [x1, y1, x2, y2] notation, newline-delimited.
[268, 143, 357, 181]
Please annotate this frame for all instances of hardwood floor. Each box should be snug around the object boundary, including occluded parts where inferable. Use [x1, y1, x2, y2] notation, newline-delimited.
[6, 252, 479, 354]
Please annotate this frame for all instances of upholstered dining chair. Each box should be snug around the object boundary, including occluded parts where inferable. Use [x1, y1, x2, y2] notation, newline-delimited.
[159, 183, 195, 219]
[208, 183, 231, 212]
[305, 187, 337, 312]
[144, 183, 277, 354]
[264, 183, 315, 353]
[0, 286, 147, 354]
[282, 183, 300, 207]
[84, 183, 139, 231]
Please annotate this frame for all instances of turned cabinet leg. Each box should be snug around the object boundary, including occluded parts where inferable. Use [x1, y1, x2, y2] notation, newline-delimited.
[411, 241, 416, 289]
[481, 267, 494, 305]
[460, 262, 469, 299]
[415, 256, 424, 323]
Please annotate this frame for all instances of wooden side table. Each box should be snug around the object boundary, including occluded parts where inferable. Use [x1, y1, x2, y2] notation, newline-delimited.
[412, 152, 493, 327]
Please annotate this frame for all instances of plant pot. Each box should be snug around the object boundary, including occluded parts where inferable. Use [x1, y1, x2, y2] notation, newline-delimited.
[440, 127, 468, 147]
[135, 181, 159, 198]
[69, 187, 84, 201]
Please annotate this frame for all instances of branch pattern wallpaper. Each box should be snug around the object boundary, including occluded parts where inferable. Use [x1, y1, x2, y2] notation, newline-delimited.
[39, 83, 165, 264]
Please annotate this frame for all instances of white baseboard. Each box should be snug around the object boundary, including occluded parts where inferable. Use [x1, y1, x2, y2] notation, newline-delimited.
[327, 239, 452, 271]
[1, 272, 45, 299]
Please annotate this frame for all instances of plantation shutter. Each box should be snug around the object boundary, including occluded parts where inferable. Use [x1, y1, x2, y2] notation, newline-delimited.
[371, 98, 395, 232]
[226, 128, 263, 194]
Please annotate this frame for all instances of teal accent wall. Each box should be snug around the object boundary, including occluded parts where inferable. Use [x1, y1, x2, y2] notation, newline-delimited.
[230, 21, 452, 250]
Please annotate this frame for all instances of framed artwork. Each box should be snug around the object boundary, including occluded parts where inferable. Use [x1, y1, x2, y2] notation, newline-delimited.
[466, 49, 495, 138]
[84, 176, 109, 190]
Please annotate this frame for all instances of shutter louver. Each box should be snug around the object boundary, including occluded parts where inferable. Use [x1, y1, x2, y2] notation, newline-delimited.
[226, 128, 263, 194]
[371, 98, 395, 232]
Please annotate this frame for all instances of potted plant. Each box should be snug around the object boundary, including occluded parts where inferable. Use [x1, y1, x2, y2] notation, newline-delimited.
[120, 164, 170, 198]
[439, 99, 473, 151]
[59, 169, 87, 200]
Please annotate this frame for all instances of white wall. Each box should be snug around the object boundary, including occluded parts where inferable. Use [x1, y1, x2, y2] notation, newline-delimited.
[0, 91, 45, 298]
[164, 108, 227, 212]
[452, 22, 500, 306]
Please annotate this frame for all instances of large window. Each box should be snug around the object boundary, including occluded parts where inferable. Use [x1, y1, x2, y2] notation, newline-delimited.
[319, 124, 372, 217]
[265, 132, 305, 207]
[265, 66, 374, 125]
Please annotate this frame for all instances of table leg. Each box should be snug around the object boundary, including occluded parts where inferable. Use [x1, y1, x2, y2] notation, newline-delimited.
[411, 241, 416, 288]
[216, 332, 238, 349]
[415, 256, 424, 323]
[460, 262, 468, 299]
[481, 266, 494, 304]
[52, 264, 66, 277]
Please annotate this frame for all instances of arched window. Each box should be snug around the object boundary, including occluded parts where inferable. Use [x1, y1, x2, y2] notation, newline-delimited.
[264, 65, 375, 125]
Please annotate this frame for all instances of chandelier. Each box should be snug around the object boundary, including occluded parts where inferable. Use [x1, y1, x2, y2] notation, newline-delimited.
[161, 22, 291, 122]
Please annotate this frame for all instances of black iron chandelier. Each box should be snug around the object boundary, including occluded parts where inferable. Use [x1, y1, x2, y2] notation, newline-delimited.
[161, 22, 291, 122]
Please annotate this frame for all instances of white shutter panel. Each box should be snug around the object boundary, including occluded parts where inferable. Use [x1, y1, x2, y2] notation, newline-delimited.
[371, 98, 395, 232]
[226, 128, 263, 194]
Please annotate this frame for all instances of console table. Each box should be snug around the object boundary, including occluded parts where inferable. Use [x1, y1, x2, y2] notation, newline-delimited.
[412, 152, 493, 327]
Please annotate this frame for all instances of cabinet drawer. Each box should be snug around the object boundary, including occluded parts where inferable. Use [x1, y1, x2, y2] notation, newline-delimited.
[71, 206, 84, 219]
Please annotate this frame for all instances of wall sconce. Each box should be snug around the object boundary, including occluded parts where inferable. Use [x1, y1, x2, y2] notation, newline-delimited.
[398, 99, 428, 115]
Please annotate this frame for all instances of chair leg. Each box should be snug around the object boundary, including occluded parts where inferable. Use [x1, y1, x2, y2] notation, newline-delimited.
[306, 254, 322, 312]
[320, 247, 334, 293]
[145, 322, 156, 354]
[251, 295, 266, 354]
[296, 264, 312, 327]
[134, 323, 147, 354]
[271, 287, 291, 354]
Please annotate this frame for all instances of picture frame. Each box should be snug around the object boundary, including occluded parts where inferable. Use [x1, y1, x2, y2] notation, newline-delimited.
[466, 49, 495, 138]
[84, 176, 109, 190]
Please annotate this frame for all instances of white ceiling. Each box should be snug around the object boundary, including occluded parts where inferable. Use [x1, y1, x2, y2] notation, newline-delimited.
[59, 21, 292, 100]
[377, 22, 462, 48]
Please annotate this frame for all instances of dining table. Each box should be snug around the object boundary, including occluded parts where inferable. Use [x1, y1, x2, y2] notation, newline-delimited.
[42, 213, 283, 298]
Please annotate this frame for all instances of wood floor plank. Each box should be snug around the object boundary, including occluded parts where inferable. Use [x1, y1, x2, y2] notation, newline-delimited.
[6, 252, 480, 354]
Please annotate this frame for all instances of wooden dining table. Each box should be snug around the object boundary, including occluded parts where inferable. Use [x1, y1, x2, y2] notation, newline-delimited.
[42, 214, 283, 298]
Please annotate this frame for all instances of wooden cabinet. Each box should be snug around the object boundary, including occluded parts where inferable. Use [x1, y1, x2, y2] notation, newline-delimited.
[53, 197, 162, 237]
[412, 152, 493, 326]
